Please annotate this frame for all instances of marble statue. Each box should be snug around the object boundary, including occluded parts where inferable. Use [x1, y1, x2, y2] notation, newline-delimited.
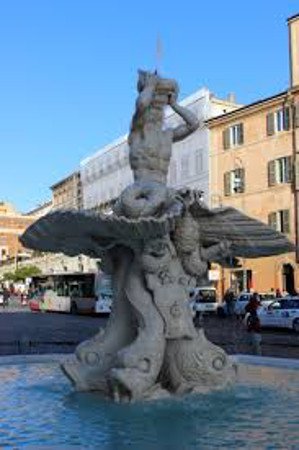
[21, 70, 295, 402]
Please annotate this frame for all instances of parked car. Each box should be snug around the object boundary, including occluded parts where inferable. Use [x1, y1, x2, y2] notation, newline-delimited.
[189, 286, 218, 314]
[234, 292, 276, 316]
[258, 297, 299, 332]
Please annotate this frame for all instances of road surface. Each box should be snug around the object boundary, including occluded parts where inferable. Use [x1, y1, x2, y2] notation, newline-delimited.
[0, 310, 298, 358]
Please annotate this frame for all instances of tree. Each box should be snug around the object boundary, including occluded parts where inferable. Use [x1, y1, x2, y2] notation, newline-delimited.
[2, 265, 42, 282]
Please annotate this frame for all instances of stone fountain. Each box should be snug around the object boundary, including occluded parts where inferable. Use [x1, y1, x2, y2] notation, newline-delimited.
[21, 70, 294, 402]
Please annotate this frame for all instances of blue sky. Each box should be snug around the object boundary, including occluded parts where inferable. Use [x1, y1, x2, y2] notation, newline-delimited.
[0, 0, 298, 212]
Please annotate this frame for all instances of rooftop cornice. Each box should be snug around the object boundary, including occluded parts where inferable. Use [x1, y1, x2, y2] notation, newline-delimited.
[206, 89, 297, 127]
[287, 13, 299, 24]
[50, 171, 80, 191]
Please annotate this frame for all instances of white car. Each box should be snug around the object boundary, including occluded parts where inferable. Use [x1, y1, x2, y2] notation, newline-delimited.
[189, 287, 218, 314]
[258, 297, 299, 332]
[234, 292, 276, 316]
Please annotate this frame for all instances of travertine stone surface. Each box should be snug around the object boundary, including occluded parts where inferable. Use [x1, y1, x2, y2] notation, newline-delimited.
[21, 70, 295, 402]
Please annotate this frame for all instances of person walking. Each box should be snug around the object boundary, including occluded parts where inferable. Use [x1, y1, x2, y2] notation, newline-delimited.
[224, 289, 235, 317]
[245, 292, 262, 355]
[2, 288, 10, 309]
[193, 309, 203, 328]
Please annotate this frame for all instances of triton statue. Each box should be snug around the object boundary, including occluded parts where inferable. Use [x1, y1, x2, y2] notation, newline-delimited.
[21, 70, 295, 402]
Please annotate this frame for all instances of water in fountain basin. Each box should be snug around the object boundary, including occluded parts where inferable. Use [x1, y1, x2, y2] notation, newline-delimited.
[0, 362, 298, 449]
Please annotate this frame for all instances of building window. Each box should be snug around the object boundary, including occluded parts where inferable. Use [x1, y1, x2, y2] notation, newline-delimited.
[268, 156, 292, 186]
[181, 155, 190, 179]
[224, 168, 245, 196]
[268, 209, 290, 233]
[123, 147, 129, 165]
[266, 107, 290, 136]
[169, 161, 177, 184]
[195, 149, 203, 174]
[109, 187, 115, 200]
[223, 123, 244, 150]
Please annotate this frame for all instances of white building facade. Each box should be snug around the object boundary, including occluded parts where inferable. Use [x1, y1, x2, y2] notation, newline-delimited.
[80, 88, 239, 210]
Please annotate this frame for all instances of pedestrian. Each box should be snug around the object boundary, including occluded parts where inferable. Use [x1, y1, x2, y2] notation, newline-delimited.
[193, 309, 203, 328]
[2, 288, 10, 309]
[245, 292, 262, 355]
[246, 292, 261, 313]
[224, 289, 235, 317]
[275, 288, 282, 298]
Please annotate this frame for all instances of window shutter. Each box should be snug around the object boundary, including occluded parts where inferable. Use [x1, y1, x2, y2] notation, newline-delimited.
[285, 156, 292, 183]
[268, 160, 276, 186]
[281, 210, 290, 233]
[266, 113, 275, 136]
[295, 102, 299, 128]
[283, 107, 290, 131]
[223, 128, 230, 150]
[224, 172, 231, 196]
[240, 167, 245, 192]
[234, 168, 245, 193]
[238, 123, 244, 145]
[268, 212, 277, 230]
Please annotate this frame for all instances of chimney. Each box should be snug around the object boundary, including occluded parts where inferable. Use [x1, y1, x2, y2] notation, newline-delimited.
[227, 93, 236, 103]
[288, 14, 299, 88]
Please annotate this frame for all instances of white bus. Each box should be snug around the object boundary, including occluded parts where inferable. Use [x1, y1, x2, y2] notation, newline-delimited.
[29, 272, 112, 315]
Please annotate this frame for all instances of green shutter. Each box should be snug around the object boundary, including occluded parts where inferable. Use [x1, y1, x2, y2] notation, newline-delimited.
[266, 113, 275, 136]
[223, 128, 230, 150]
[240, 167, 245, 192]
[285, 156, 292, 183]
[268, 212, 277, 230]
[234, 168, 245, 193]
[268, 160, 276, 186]
[224, 172, 231, 196]
[238, 123, 244, 145]
[295, 103, 299, 128]
[283, 107, 290, 131]
[281, 210, 290, 233]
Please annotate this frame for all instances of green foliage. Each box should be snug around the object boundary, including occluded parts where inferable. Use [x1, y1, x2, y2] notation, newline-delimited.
[2, 271, 15, 282]
[2, 265, 42, 282]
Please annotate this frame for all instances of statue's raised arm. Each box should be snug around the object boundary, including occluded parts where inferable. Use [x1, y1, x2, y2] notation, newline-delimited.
[168, 93, 200, 142]
[135, 71, 158, 111]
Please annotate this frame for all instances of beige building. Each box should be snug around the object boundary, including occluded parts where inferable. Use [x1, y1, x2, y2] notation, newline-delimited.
[51, 171, 83, 210]
[208, 14, 299, 296]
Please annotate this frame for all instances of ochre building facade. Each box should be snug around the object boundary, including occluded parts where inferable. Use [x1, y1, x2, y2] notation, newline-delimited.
[208, 14, 299, 296]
